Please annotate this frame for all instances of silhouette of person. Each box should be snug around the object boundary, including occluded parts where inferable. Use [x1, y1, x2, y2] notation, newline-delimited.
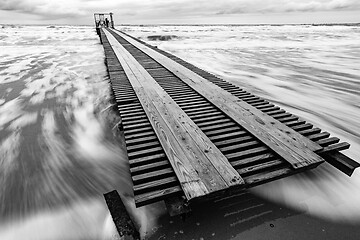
[105, 18, 109, 28]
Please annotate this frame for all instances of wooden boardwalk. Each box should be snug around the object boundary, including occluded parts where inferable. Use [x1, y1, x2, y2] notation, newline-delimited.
[98, 28, 359, 210]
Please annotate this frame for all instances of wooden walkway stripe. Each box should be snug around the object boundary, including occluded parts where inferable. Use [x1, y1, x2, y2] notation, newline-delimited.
[109, 28, 325, 170]
[103, 29, 244, 201]
[101, 32, 182, 206]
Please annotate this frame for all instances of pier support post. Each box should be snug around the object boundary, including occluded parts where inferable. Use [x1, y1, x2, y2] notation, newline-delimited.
[110, 12, 114, 28]
[104, 190, 140, 240]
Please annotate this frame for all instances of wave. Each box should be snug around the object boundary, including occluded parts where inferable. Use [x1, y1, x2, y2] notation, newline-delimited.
[146, 35, 180, 41]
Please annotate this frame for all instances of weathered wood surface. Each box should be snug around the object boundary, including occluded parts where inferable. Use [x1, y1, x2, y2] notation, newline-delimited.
[103, 29, 244, 201]
[110, 28, 325, 170]
[100, 28, 357, 212]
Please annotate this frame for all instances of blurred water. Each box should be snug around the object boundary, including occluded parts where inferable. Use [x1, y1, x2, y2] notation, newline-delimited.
[0, 25, 159, 240]
[0, 24, 360, 239]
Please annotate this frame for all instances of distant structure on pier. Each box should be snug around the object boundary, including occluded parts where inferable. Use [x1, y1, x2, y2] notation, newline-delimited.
[94, 13, 114, 35]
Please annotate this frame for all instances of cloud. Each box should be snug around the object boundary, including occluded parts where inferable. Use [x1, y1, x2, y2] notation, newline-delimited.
[0, 0, 359, 22]
[215, 0, 360, 15]
[0, 0, 86, 18]
[281, 0, 360, 12]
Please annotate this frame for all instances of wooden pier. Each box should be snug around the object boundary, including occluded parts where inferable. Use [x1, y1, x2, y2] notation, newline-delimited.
[97, 27, 359, 213]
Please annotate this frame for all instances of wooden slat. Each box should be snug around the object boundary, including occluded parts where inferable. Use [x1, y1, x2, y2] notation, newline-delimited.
[132, 168, 174, 184]
[127, 141, 160, 152]
[104, 29, 244, 201]
[124, 131, 154, 141]
[244, 168, 293, 186]
[134, 185, 183, 207]
[129, 153, 166, 167]
[133, 177, 179, 195]
[238, 159, 285, 176]
[127, 146, 163, 159]
[206, 126, 242, 136]
[231, 153, 277, 168]
[316, 142, 350, 154]
[126, 135, 158, 145]
[111, 29, 324, 170]
[215, 136, 255, 147]
[226, 146, 269, 160]
[130, 160, 170, 175]
[321, 151, 360, 176]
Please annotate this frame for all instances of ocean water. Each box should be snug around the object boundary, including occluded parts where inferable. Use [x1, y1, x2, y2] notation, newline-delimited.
[0, 25, 159, 240]
[0, 24, 360, 239]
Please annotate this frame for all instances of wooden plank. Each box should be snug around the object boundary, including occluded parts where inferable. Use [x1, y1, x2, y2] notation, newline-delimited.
[112, 29, 324, 170]
[292, 123, 313, 131]
[244, 168, 293, 186]
[123, 118, 149, 126]
[321, 151, 360, 176]
[122, 114, 147, 122]
[132, 168, 174, 184]
[246, 99, 264, 104]
[127, 146, 163, 159]
[238, 159, 285, 176]
[214, 135, 254, 147]
[200, 122, 236, 132]
[103, 29, 244, 201]
[196, 118, 231, 128]
[316, 142, 350, 154]
[183, 105, 214, 113]
[124, 126, 153, 135]
[187, 109, 219, 117]
[134, 185, 183, 207]
[205, 126, 242, 136]
[125, 131, 154, 141]
[123, 122, 151, 131]
[103, 190, 140, 239]
[176, 97, 204, 104]
[231, 153, 277, 168]
[130, 160, 170, 175]
[226, 146, 269, 160]
[180, 102, 211, 110]
[133, 177, 179, 195]
[209, 131, 248, 142]
[129, 153, 167, 167]
[127, 141, 160, 152]
[189, 111, 222, 119]
[317, 137, 340, 146]
[219, 141, 260, 153]
[298, 127, 321, 136]
[126, 135, 158, 145]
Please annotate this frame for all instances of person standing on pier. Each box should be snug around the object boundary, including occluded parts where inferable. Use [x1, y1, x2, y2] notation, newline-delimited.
[105, 18, 109, 27]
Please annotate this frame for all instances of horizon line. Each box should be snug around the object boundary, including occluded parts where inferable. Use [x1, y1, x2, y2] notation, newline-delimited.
[1, 22, 360, 26]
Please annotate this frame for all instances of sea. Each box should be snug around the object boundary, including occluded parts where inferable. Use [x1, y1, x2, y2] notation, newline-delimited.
[0, 24, 359, 239]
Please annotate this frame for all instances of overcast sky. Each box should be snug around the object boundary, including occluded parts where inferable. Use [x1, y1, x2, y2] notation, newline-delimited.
[1, 0, 360, 25]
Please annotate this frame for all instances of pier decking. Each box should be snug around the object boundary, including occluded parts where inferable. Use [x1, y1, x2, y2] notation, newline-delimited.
[98, 27, 359, 211]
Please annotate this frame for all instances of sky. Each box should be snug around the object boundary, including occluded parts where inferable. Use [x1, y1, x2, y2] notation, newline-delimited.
[0, 0, 360, 25]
